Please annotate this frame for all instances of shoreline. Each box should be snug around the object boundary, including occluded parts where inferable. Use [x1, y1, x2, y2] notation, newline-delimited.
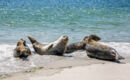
[1, 58, 130, 80]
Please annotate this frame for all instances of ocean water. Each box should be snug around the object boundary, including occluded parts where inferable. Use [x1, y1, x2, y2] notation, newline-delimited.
[0, 0, 130, 43]
[0, 0, 130, 75]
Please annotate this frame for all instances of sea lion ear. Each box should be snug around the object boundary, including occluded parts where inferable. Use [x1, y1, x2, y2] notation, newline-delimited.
[89, 34, 101, 41]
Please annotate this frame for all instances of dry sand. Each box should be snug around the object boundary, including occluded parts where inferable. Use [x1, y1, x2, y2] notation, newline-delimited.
[31, 63, 130, 80]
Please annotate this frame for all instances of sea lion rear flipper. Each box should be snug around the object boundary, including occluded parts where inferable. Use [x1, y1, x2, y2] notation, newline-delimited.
[28, 36, 37, 44]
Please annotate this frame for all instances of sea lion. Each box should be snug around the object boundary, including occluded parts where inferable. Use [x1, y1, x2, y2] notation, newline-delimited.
[28, 35, 68, 56]
[65, 34, 101, 53]
[14, 39, 31, 58]
[85, 36, 124, 61]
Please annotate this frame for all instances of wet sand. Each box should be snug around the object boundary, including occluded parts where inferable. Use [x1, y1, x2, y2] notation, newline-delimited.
[1, 50, 130, 80]
[1, 57, 130, 80]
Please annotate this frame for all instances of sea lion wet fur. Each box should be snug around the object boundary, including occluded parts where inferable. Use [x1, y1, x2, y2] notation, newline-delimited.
[14, 39, 31, 58]
[65, 34, 101, 53]
[85, 36, 124, 61]
[28, 35, 68, 56]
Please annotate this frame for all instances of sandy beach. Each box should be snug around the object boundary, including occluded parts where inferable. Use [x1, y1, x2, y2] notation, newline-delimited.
[31, 63, 130, 80]
[1, 57, 130, 80]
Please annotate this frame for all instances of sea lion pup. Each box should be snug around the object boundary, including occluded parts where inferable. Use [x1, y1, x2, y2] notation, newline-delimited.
[28, 35, 68, 56]
[14, 39, 31, 58]
[85, 36, 124, 61]
[65, 34, 101, 53]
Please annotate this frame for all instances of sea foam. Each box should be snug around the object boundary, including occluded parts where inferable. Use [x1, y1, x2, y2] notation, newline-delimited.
[0, 42, 130, 75]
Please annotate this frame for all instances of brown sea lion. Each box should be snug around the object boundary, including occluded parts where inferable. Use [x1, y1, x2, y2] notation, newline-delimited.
[85, 36, 124, 61]
[14, 39, 31, 58]
[28, 35, 68, 56]
[65, 34, 101, 53]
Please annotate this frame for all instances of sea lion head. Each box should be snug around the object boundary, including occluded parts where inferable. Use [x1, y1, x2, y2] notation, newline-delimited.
[109, 48, 125, 60]
[17, 38, 26, 46]
[14, 38, 31, 58]
[83, 34, 101, 42]
[83, 34, 101, 44]
[53, 35, 68, 55]
[89, 34, 101, 41]
[58, 35, 69, 44]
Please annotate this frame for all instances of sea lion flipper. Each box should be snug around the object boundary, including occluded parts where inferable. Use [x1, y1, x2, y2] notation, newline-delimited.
[46, 43, 53, 51]
[28, 36, 37, 44]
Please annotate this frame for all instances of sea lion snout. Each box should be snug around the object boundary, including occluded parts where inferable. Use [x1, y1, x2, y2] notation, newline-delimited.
[61, 35, 69, 42]
[110, 49, 125, 60]
[118, 56, 125, 60]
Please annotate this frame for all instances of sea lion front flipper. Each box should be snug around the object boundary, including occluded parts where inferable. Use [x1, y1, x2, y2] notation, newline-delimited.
[44, 43, 53, 51]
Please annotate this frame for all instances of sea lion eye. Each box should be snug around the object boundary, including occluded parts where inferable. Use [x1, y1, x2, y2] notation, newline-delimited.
[62, 35, 68, 39]
[111, 52, 116, 56]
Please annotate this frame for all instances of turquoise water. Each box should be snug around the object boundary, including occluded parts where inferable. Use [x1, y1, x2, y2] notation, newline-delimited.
[0, 0, 130, 43]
